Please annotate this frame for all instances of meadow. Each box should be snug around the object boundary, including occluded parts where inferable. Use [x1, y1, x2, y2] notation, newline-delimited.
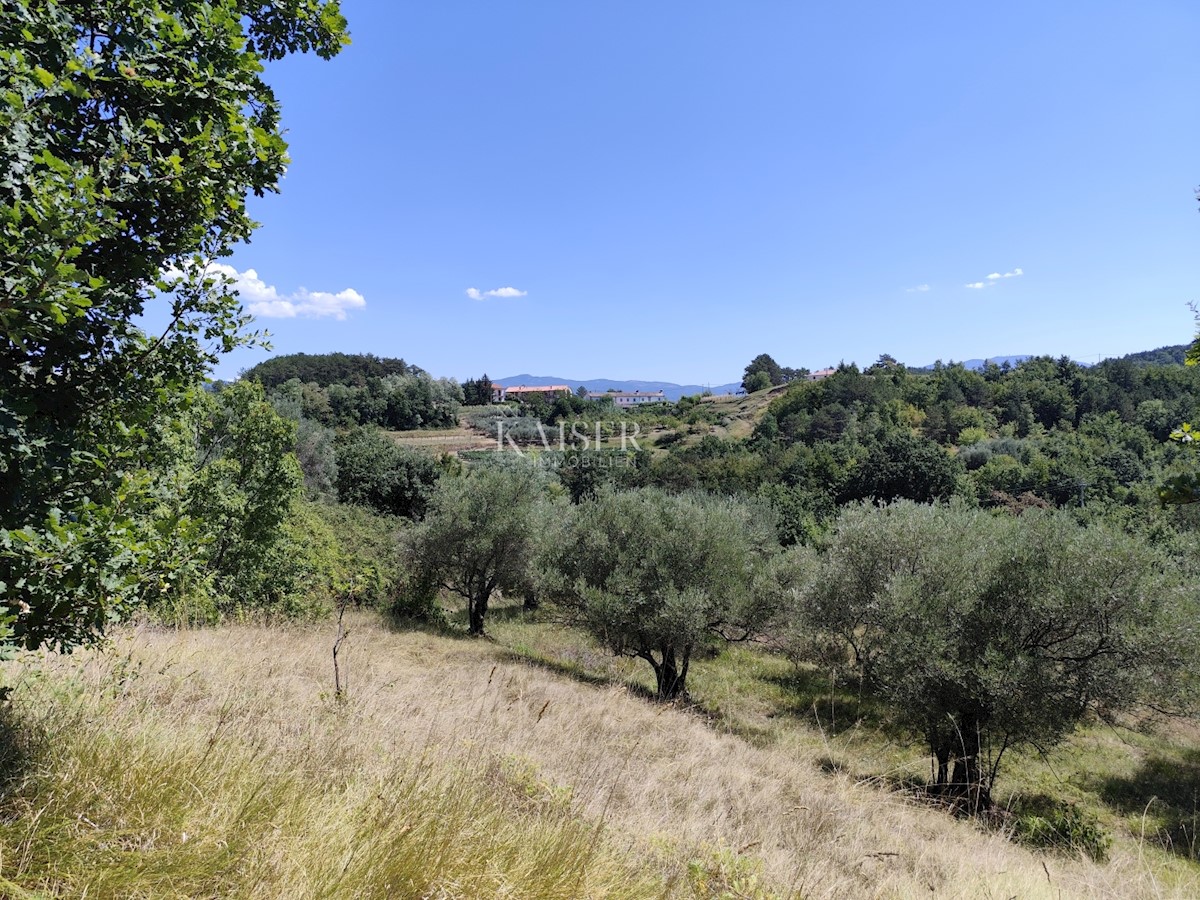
[1, 609, 1196, 898]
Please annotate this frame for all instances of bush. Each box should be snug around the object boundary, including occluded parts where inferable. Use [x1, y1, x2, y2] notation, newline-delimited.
[184, 382, 304, 615]
[744, 371, 772, 393]
[842, 431, 962, 504]
[291, 501, 406, 610]
[388, 574, 446, 625]
[1011, 797, 1110, 861]
[335, 428, 440, 519]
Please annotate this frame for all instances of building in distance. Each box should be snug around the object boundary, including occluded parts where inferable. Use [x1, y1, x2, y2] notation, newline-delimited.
[597, 389, 667, 408]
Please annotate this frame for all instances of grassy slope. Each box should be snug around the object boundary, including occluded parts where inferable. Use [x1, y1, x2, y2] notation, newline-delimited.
[489, 609, 1200, 897]
[385, 425, 496, 454]
[693, 386, 787, 442]
[1, 614, 1195, 898]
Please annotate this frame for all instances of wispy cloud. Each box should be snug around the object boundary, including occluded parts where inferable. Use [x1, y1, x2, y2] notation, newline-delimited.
[176, 263, 366, 319]
[987, 267, 1023, 280]
[905, 284, 931, 293]
[466, 286, 528, 301]
[966, 267, 1023, 289]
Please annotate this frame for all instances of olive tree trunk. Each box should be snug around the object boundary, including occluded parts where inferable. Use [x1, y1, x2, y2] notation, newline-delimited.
[468, 591, 489, 635]
[645, 644, 692, 700]
[928, 712, 991, 812]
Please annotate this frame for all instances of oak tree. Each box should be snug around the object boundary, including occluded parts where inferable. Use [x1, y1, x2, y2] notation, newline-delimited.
[0, 0, 348, 649]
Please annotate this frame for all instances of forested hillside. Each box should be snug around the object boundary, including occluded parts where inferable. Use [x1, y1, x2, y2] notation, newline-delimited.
[243, 351, 420, 388]
[1118, 343, 1190, 366]
[244, 352, 465, 430]
[464, 353, 1200, 552]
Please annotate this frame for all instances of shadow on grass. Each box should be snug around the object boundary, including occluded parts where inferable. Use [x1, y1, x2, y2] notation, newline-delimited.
[482, 604, 539, 625]
[497, 647, 630, 689]
[493, 645, 673, 707]
[379, 609, 476, 641]
[380, 600, 540, 641]
[0, 697, 37, 803]
[1094, 747, 1200, 860]
[812, 753, 927, 797]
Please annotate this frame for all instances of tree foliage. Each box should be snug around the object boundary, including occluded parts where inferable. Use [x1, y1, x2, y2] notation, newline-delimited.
[845, 431, 961, 503]
[244, 352, 415, 389]
[462, 373, 493, 407]
[266, 372, 462, 431]
[0, 0, 347, 649]
[334, 428, 440, 520]
[539, 488, 776, 699]
[182, 381, 303, 613]
[743, 370, 772, 393]
[403, 467, 547, 634]
[742, 353, 783, 390]
[1158, 315, 1200, 505]
[788, 501, 1187, 809]
[741, 353, 807, 391]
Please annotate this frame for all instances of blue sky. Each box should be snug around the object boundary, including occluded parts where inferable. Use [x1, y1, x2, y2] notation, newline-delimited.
[206, 1, 1200, 384]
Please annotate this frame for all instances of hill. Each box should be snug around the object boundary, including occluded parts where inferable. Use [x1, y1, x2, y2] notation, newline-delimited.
[1117, 344, 1189, 366]
[496, 374, 742, 401]
[917, 355, 1033, 370]
[242, 352, 420, 388]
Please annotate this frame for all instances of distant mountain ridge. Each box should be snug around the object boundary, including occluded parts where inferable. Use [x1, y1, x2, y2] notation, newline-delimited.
[958, 355, 1032, 370]
[916, 355, 1033, 371]
[495, 374, 741, 401]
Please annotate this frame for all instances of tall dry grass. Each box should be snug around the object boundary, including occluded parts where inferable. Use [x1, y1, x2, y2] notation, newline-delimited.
[0, 614, 1193, 898]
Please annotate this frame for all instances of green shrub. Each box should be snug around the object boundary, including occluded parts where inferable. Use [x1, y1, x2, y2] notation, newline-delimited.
[388, 567, 446, 626]
[1011, 797, 1111, 861]
[334, 427, 440, 519]
[292, 501, 406, 610]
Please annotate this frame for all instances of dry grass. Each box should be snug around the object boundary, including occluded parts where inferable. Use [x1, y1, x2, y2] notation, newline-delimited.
[657, 389, 782, 447]
[385, 426, 496, 454]
[0, 615, 1194, 898]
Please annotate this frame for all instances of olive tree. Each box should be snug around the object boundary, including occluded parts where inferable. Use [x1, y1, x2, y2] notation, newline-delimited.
[404, 466, 548, 635]
[539, 488, 777, 699]
[789, 501, 1188, 810]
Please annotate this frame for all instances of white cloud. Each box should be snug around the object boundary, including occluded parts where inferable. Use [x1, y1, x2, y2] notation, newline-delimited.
[905, 284, 931, 293]
[171, 263, 366, 319]
[987, 268, 1023, 279]
[466, 285, 528, 301]
[966, 267, 1022, 289]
